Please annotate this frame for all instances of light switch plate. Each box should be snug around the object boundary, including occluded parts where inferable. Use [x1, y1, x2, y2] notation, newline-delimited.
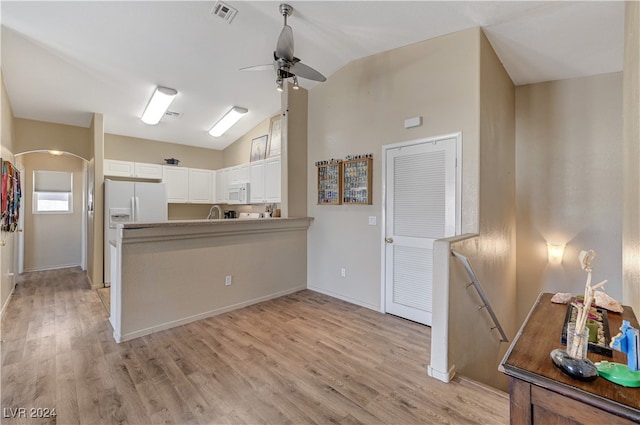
[368, 216, 377, 226]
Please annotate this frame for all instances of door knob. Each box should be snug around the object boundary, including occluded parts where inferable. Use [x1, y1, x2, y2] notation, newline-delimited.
[385, 237, 394, 244]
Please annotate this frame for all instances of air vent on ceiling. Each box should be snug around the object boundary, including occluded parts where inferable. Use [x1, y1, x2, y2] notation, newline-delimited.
[211, 1, 238, 24]
[165, 111, 181, 119]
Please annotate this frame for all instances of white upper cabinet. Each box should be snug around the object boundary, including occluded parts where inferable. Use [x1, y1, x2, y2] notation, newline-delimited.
[249, 157, 281, 204]
[249, 161, 265, 204]
[162, 166, 189, 203]
[105, 159, 163, 179]
[134, 162, 163, 179]
[229, 164, 249, 184]
[105, 159, 135, 177]
[188, 168, 214, 204]
[264, 157, 281, 203]
[216, 168, 229, 203]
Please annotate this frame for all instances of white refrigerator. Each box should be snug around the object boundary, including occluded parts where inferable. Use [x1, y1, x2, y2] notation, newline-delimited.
[104, 179, 168, 284]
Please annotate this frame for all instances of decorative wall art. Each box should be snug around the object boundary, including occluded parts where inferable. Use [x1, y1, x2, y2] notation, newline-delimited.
[250, 135, 268, 162]
[267, 115, 282, 158]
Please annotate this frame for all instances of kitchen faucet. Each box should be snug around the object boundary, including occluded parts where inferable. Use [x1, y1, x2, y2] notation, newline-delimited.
[207, 205, 223, 220]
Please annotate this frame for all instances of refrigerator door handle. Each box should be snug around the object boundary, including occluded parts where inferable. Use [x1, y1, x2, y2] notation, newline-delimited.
[134, 197, 140, 222]
[130, 197, 136, 222]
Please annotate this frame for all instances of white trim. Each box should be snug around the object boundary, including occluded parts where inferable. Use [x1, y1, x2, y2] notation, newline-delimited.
[0, 283, 16, 319]
[81, 162, 87, 271]
[429, 233, 478, 383]
[427, 364, 456, 383]
[116, 285, 306, 343]
[380, 144, 388, 314]
[24, 263, 81, 273]
[307, 285, 382, 312]
[380, 131, 463, 315]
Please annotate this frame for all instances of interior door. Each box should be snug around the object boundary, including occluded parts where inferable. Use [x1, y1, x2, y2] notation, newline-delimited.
[384, 136, 458, 325]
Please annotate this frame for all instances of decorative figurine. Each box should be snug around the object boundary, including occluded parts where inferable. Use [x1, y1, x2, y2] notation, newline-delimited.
[596, 320, 640, 387]
[550, 249, 607, 381]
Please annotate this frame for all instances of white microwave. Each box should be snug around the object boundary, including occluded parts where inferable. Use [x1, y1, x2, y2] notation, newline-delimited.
[227, 182, 250, 204]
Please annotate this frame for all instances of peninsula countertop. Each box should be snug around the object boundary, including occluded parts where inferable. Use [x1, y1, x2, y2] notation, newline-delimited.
[114, 216, 314, 242]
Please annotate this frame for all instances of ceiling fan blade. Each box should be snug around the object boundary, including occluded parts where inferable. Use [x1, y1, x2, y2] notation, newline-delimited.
[276, 25, 294, 61]
[289, 62, 326, 82]
[240, 64, 274, 71]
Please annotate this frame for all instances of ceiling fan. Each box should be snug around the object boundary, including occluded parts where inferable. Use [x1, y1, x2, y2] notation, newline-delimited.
[241, 3, 326, 91]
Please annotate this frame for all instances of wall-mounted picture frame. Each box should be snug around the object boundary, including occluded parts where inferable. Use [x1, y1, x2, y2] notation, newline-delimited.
[267, 115, 282, 158]
[250, 135, 268, 162]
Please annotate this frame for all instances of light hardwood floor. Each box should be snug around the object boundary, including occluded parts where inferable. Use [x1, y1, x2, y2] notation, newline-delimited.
[1, 267, 509, 424]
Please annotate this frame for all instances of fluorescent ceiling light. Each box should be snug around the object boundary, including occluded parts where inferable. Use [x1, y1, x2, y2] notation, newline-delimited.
[208, 106, 248, 137]
[141, 86, 177, 125]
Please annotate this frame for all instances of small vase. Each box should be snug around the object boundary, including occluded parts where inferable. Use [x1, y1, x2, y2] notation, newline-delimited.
[551, 328, 598, 381]
[567, 328, 589, 359]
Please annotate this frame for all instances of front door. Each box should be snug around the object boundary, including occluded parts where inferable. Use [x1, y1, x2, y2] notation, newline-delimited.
[384, 134, 458, 325]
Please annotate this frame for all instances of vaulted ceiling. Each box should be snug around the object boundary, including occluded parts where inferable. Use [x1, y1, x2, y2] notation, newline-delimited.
[1, 1, 625, 150]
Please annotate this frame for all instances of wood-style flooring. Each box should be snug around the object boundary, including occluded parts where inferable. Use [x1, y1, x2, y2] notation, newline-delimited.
[1, 267, 509, 424]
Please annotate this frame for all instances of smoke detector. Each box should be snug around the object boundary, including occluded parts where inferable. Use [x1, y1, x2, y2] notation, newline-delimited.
[211, 1, 238, 24]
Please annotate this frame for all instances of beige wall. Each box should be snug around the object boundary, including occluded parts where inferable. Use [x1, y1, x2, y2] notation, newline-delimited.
[447, 32, 516, 391]
[105, 133, 223, 170]
[87, 113, 104, 287]
[1, 71, 17, 315]
[307, 28, 480, 309]
[21, 153, 84, 271]
[14, 118, 91, 160]
[623, 0, 640, 315]
[283, 84, 308, 218]
[117, 220, 310, 340]
[516, 73, 623, 322]
[222, 115, 273, 167]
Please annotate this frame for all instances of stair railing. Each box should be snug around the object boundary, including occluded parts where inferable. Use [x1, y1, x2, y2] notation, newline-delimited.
[451, 250, 509, 343]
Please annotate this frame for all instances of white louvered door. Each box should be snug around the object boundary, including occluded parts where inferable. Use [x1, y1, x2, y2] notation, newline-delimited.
[384, 136, 457, 325]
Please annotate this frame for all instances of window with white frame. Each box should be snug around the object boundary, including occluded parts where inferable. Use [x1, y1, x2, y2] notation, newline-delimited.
[33, 170, 73, 214]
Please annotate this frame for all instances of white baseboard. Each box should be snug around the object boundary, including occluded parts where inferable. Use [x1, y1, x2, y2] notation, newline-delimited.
[306, 285, 381, 312]
[428, 364, 456, 383]
[0, 283, 16, 319]
[24, 263, 81, 273]
[119, 285, 306, 342]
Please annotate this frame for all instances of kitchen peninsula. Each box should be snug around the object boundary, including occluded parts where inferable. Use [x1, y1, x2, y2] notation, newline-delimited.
[108, 217, 313, 342]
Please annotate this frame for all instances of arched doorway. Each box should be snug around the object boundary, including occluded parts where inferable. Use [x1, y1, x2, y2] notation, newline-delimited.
[16, 150, 87, 273]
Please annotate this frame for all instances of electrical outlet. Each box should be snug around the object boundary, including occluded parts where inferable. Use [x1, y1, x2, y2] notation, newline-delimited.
[340, 268, 346, 277]
[225, 275, 232, 286]
[368, 216, 377, 226]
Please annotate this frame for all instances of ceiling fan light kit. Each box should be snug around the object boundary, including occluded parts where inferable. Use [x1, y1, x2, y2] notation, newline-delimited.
[242, 3, 326, 92]
[208, 106, 248, 137]
[140, 86, 178, 125]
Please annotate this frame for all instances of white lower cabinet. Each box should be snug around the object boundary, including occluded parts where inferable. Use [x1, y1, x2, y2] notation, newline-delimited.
[249, 157, 281, 203]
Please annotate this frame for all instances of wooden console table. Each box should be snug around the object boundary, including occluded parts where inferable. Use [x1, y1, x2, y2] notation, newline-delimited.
[500, 293, 639, 424]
